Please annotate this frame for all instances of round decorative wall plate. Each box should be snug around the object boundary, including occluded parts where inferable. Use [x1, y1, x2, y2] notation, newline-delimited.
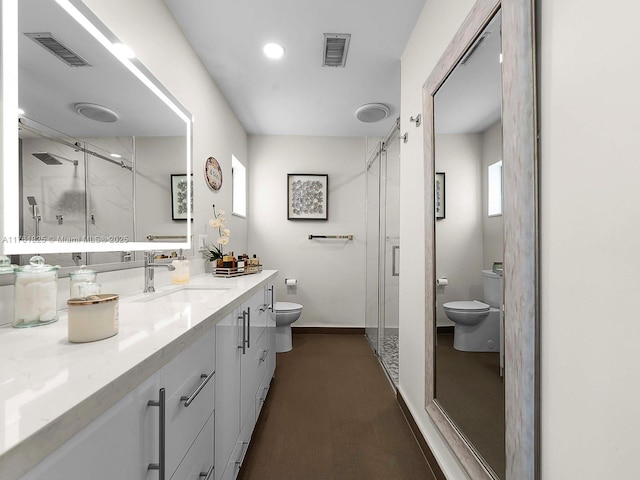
[204, 156, 223, 191]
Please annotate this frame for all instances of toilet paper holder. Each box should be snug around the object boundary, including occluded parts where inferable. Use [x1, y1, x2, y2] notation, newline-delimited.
[285, 278, 297, 286]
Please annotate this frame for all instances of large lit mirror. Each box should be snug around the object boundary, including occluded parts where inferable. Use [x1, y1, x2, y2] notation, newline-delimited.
[2, 0, 193, 268]
[423, 0, 538, 479]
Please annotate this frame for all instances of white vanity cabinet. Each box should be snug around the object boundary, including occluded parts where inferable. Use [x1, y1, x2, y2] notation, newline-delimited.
[21, 370, 160, 480]
[215, 284, 275, 480]
[21, 327, 216, 480]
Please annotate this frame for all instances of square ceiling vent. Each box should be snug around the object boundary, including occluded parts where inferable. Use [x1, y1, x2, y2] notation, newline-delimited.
[323, 33, 351, 67]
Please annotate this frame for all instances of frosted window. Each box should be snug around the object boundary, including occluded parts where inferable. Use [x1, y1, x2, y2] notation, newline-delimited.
[488, 160, 503, 217]
[232, 155, 247, 217]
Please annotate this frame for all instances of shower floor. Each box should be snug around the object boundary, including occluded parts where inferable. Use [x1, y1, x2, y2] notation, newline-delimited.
[367, 331, 399, 386]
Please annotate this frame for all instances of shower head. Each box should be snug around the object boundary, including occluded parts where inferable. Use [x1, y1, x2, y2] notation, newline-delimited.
[27, 196, 37, 206]
[33, 152, 62, 165]
[32, 152, 78, 166]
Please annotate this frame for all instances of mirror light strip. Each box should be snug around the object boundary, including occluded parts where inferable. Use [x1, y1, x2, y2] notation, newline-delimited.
[2, 0, 19, 250]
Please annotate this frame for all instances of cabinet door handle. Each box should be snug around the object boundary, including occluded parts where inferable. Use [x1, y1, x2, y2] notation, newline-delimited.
[268, 286, 274, 312]
[180, 369, 215, 407]
[246, 307, 251, 349]
[147, 388, 166, 480]
[199, 465, 214, 479]
[238, 310, 246, 354]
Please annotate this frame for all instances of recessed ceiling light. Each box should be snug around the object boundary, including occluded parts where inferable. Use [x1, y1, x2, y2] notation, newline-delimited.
[263, 42, 285, 60]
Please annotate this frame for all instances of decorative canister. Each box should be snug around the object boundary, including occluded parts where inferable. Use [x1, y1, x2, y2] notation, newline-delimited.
[13, 255, 59, 328]
[69, 265, 99, 297]
[0, 256, 14, 274]
[67, 294, 119, 343]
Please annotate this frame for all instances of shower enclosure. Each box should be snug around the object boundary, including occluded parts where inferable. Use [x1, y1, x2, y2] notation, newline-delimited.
[19, 119, 135, 267]
[365, 119, 401, 386]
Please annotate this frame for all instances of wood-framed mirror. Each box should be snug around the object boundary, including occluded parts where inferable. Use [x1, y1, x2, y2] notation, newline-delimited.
[423, 0, 538, 478]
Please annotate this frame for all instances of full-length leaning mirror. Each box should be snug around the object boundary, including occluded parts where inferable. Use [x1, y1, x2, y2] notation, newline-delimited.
[2, 0, 193, 268]
[423, 0, 538, 479]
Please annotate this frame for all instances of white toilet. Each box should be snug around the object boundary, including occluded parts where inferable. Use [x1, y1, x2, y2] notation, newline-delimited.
[443, 270, 502, 352]
[274, 302, 303, 353]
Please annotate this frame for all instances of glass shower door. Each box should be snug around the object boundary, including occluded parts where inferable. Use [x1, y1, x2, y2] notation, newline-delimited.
[379, 131, 400, 385]
[365, 120, 401, 386]
[365, 145, 381, 353]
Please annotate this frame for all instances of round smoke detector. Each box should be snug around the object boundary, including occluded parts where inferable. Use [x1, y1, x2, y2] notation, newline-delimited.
[74, 103, 119, 123]
[355, 103, 390, 123]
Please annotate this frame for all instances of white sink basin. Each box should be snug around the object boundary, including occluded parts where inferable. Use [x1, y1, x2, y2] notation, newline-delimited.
[133, 285, 231, 304]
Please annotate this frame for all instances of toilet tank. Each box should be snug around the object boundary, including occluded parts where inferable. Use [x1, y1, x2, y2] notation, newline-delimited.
[482, 270, 503, 307]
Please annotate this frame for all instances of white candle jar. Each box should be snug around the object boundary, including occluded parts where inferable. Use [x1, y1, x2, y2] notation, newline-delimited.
[13, 256, 59, 328]
[67, 294, 119, 343]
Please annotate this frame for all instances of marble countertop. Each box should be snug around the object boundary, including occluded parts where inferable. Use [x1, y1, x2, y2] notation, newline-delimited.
[0, 270, 278, 479]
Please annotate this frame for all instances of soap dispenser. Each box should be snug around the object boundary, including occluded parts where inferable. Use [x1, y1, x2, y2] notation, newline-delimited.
[171, 249, 190, 285]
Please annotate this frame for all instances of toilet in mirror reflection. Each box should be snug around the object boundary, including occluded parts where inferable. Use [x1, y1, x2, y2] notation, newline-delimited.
[432, 8, 506, 478]
[443, 270, 502, 352]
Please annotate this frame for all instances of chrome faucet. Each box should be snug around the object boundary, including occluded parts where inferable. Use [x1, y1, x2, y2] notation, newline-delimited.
[144, 251, 175, 293]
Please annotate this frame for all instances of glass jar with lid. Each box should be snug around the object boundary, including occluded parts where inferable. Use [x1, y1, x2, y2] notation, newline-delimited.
[13, 255, 59, 328]
[69, 265, 99, 298]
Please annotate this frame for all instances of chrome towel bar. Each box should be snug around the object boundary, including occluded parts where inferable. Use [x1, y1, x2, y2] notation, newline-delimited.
[146, 235, 188, 241]
[308, 234, 354, 240]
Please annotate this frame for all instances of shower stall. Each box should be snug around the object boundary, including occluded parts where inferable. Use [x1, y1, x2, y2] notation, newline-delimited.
[18, 119, 135, 267]
[365, 118, 401, 386]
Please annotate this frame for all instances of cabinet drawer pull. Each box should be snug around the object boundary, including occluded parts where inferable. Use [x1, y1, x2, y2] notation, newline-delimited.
[147, 388, 166, 480]
[238, 310, 246, 354]
[180, 369, 215, 407]
[199, 465, 214, 479]
[235, 441, 250, 469]
[246, 307, 251, 349]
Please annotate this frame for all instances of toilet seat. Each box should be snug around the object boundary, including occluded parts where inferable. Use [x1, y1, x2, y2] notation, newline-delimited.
[443, 300, 490, 313]
[275, 302, 303, 312]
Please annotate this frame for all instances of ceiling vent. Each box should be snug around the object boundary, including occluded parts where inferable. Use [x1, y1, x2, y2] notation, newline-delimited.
[74, 103, 119, 123]
[355, 103, 390, 123]
[323, 33, 351, 67]
[24, 32, 91, 67]
[460, 32, 491, 66]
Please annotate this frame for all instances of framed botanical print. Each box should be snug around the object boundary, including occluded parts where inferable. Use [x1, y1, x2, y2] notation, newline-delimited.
[171, 174, 193, 220]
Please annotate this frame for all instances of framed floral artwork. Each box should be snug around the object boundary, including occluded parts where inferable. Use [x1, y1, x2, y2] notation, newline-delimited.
[287, 174, 328, 220]
[171, 174, 193, 220]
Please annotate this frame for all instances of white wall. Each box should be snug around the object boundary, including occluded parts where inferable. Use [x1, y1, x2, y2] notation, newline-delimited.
[435, 133, 484, 327]
[481, 121, 503, 270]
[538, 0, 640, 478]
[399, 0, 476, 477]
[248, 135, 366, 327]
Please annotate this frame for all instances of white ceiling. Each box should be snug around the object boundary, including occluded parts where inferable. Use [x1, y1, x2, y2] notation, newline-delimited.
[163, 0, 427, 137]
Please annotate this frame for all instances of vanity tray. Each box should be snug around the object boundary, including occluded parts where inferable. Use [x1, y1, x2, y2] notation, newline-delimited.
[213, 265, 262, 278]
